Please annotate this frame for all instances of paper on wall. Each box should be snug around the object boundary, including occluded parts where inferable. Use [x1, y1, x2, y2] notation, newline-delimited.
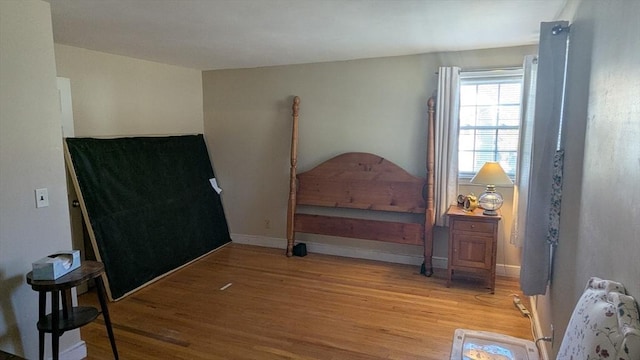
[209, 178, 222, 194]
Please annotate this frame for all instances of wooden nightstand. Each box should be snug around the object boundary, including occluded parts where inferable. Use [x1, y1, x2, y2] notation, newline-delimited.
[446, 205, 501, 293]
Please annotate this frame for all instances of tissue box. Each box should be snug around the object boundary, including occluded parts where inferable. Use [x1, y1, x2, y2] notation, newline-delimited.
[32, 250, 81, 280]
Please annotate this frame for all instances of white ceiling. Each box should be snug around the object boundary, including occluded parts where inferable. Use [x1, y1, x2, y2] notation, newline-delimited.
[47, 0, 575, 71]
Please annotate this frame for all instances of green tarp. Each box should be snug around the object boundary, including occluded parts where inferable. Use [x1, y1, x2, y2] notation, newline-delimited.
[66, 135, 230, 300]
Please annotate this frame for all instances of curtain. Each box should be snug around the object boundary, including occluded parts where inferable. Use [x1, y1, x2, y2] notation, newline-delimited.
[434, 66, 461, 226]
[510, 55, 538, 247]
[520, 21, 570, 295]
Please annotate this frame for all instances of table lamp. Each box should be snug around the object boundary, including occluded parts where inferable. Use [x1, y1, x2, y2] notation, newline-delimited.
[470, 162, 513, 216]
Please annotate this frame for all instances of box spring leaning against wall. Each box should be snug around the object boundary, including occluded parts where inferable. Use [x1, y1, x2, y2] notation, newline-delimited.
[65, 134, 231, 300]
[286, 96, 436, 276]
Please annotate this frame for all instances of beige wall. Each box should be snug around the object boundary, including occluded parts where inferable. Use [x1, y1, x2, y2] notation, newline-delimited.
[0, 1, 81, 357]
[54, 44, 204, 137]
[203, 45, 535, 269]
[536, 1, 640, 358]
[0, 18, 204, 357]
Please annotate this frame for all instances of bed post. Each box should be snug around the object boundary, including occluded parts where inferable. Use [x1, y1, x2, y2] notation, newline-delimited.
[286, 96, 300, 257]
[422, 97, 436, 276]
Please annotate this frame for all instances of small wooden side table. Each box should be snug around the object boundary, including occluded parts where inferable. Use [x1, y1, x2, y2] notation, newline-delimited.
[26, 261, 118, 360]
[446, 205, 501, 293]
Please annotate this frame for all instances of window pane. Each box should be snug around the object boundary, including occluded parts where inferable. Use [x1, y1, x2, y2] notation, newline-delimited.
[477, 84, 498, 105]
[459, 151, 475, 173]
[460, 85, 477, 105]
[459, 129, 475, 151]
[497, 129, 519, 151]
[497, 105, 520, 126]
[499, 83, 522, 104]
[497, 151, 518, 176]
[459, 106, 476, 127]
[475, 129, 496, 151]
[476, 106, 497, 126]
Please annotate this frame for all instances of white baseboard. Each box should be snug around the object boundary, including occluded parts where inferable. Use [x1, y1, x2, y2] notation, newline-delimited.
[231, 233, 287, 250]
[230, 233, 520, 278]
[529, 296, 550, 360]
[496, 263, 522, 278]
[52, 340, 86, 360]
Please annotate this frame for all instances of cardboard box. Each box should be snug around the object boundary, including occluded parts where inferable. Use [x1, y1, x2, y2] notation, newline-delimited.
[32, 250, 81, 280]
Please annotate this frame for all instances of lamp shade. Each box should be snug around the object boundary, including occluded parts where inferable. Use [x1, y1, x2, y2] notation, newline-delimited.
[470, 162, 513, 186]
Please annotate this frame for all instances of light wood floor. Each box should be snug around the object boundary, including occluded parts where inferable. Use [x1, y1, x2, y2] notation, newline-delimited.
[79, 243, 533, 359]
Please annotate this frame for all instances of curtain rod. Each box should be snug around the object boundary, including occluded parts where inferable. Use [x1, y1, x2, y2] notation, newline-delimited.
[434, 66, 522, 75]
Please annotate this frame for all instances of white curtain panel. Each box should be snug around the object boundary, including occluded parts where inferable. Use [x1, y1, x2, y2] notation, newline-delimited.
[520, 21, 570, 295]
[434, 66, 460, 227]
[510, 55, 538, 247]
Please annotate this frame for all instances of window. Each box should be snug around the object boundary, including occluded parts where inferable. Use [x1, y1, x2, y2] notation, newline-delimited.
[458, 70, 523, 180]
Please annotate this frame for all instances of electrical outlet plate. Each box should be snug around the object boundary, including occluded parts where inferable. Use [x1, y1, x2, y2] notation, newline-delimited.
[35, 188, 49, 208]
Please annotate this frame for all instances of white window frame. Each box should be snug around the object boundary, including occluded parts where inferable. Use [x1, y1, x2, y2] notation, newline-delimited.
[457, 69, 524, 183]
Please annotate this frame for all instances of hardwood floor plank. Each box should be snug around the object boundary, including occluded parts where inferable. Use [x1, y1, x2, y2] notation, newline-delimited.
[79, 244, 533, 359]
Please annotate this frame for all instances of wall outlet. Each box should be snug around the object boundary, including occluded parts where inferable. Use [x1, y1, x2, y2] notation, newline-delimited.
[35, 188, 49, 208]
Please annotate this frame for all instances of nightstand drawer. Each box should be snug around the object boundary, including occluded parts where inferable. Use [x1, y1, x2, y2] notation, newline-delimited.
[451, 219, 495, 234]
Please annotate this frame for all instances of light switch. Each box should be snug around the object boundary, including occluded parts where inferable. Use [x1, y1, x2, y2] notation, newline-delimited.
[35, 188, 49, 208]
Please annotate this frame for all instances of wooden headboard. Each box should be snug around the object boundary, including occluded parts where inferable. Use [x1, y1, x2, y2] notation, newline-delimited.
[286, 96, 436, 276]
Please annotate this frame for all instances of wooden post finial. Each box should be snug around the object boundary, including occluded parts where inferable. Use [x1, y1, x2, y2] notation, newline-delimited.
[292, 96, 300, 116]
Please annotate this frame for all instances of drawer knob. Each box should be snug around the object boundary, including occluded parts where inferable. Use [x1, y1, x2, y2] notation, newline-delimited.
[471, 224, 475, 228]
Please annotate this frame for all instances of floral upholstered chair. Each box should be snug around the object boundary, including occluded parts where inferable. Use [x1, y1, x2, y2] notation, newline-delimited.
[557, 277, 640, 360]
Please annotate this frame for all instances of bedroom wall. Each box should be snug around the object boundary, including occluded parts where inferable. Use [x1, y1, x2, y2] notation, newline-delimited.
[0, 1, 82, 358]
[535, 1, 640, 358]
[54, 44, 204, 137]
[202, 45, 536, 272]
